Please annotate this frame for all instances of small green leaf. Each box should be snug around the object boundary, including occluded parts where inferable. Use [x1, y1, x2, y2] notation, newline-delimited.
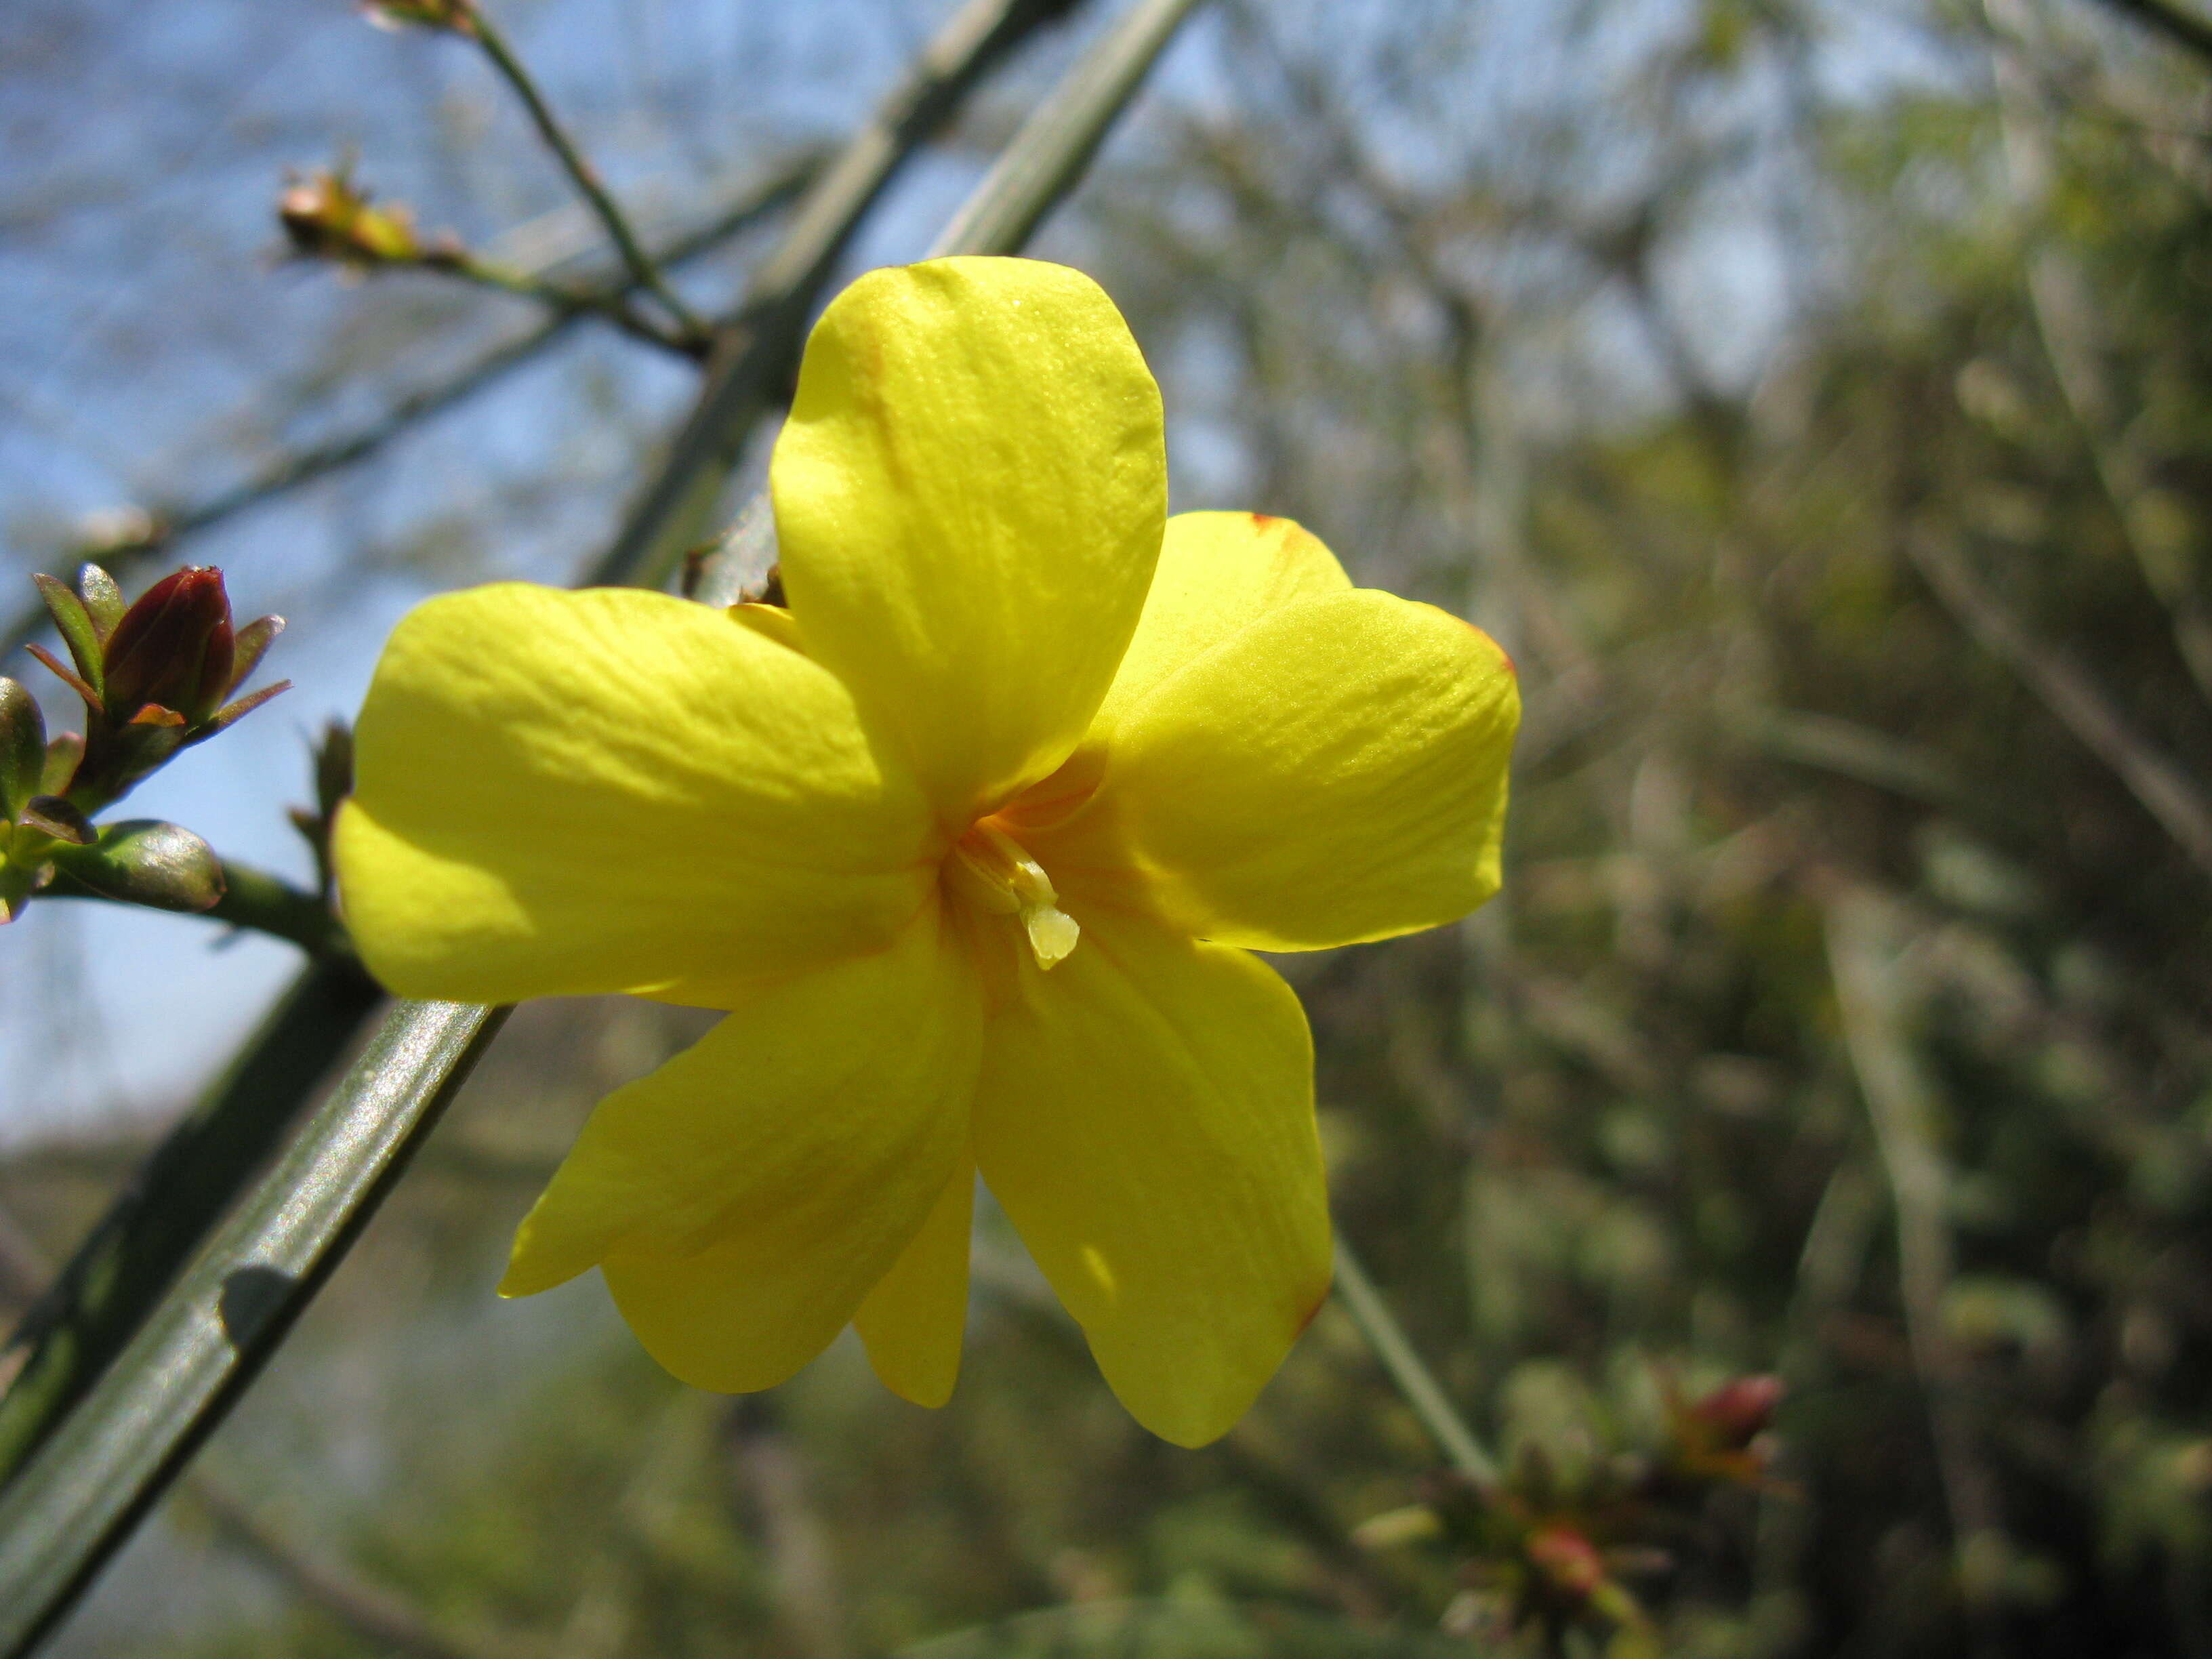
[0, 678, 45, 821]
[51, 820, 226, 913]
[77, 565, 125, 642]
[31, 574, 104, 697]
[24, 644, 100, 713]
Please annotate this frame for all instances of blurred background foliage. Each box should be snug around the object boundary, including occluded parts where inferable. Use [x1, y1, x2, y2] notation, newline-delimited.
[5, 0, 2212, 1653]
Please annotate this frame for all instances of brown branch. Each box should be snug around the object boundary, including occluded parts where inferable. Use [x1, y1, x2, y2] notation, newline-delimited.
[192, 1473, 544, 1659]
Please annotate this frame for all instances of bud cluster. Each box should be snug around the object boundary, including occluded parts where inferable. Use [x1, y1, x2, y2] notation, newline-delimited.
[2, 564, 289, 924]
[1355, 1372, 1784, 1653]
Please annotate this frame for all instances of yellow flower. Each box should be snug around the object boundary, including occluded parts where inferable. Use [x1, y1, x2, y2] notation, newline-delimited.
[333, 257, 1519, 1446]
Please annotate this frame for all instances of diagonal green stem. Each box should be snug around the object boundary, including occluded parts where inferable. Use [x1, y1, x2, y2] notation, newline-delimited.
[0, 958, 383, 1490]
[466, 6, 708, 342]
[1331, 1234, 1500, 1486]
[0, 1000, 506, 1659]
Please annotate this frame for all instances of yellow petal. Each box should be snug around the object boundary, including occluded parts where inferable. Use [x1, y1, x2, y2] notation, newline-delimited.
[1037, 588, 1519, 953]
[504, 903, 983, 1395]
[335, 583, 933, 1008]
[854, 1161, 974, 1408]
[971, 909, 1331, 1446]
[771, 258, 1165, 821]
[1090, 511, 1351, 735]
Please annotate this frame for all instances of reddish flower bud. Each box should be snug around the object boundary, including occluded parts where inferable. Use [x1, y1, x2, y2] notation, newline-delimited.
[101, 567, 235, 725]
[1525, 1525, 1605, 1601]
[1688, 1375, 1783, 1451]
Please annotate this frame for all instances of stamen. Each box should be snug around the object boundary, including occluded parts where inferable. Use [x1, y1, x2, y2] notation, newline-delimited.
[948, 821, 1081, 969]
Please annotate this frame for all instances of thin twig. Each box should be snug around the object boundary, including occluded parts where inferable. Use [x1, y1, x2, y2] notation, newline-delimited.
[414, 251, 700, 357]
[724, 1399, 852, 1659]
[192, 1472, 542, 1659]
[1907, 529, 2212, 878]
[466, 5, 708, 342]
[928, 0, 1205, 257]
[1824, 887, 2006, 1645]
[1331, 1235, 1500, 1486]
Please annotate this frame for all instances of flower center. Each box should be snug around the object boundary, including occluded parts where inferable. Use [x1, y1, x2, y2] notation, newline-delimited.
[945, 819, 1079, 970]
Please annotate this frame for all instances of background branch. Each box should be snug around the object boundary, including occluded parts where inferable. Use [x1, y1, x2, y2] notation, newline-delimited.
[1907, 529, 2212, 878]
[466, 5, 709, 342]
[0, 149, 820, 666]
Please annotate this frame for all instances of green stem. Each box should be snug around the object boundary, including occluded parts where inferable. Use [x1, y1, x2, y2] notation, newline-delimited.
[467, 9, 709, 344]
[1331, 1235, 1500, 1486]
[45, 859, 350, 962]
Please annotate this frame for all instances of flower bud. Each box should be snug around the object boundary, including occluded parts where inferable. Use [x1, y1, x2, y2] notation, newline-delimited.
[51, 820, 225, 914]
[279, 169, 421, 269]
[102, 567, 235, 726]
[1687, 1375, 1782, 1452]
[361, 0, 478, 31]
[1525, 1525, 1605, 1601]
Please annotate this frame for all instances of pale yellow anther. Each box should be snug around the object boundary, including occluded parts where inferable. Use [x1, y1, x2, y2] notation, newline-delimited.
[948, 821, 1080, 969]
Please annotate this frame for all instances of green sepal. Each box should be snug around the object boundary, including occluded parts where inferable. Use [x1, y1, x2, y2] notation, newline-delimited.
[20, 796, 96, 847]
[0, 857, 38, 924]
[77, 564, 125, 642]
[0, 678, 45, 821]
[41, 731, 83, 797]
[194, 679, 291, 741]
[312, 720, 354, 819]
[228, 615, 285, 693]
[49, 820, 226, 914]
[33, 574, 104, 699]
